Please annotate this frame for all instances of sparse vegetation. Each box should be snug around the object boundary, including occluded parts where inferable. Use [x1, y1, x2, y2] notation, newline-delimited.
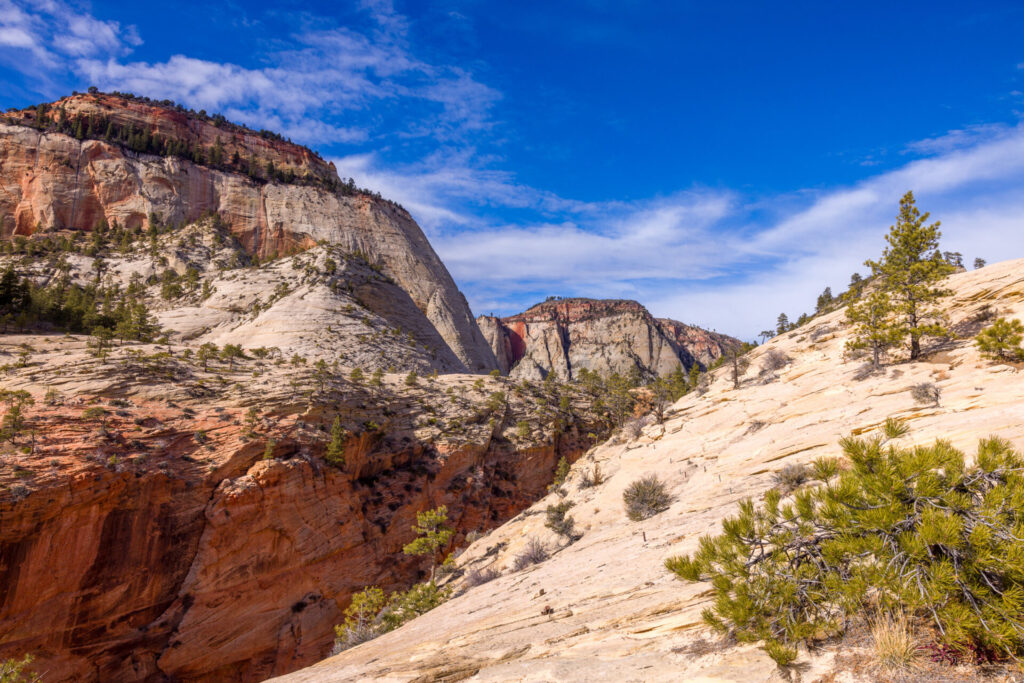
[513, 538, 549, 570]
[623, 474, 672, 521]
[579, 463, 605, 489]
[464, 566, 500, 588]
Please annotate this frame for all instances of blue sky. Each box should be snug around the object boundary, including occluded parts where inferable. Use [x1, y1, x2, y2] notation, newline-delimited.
[3, 1, 1024, 338]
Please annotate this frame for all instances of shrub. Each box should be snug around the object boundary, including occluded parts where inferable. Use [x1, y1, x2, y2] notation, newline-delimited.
[545, 500, 577, 540]
[909, 382, 941, 406]
[975, 317, 1024, 362]
[623, 474, 672, 521]
[771, 463, 810, 494]
[760, 349, 791, 375]
[513, 538, 548, 570]
[622, 414, 653, 440]
[464, 566, 500, 588]
[548, 456, 569, 492]
[579, 464, 605, 489]
[666, 424, 1024, 665]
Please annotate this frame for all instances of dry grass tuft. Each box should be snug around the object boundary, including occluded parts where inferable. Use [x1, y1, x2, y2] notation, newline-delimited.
[870, 611, 919, 673]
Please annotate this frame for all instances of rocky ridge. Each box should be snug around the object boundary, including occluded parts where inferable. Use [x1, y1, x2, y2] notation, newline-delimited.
[280, 259, 1024, 682]
[477, 298, 739, 380]
[0, 94, 497, 372]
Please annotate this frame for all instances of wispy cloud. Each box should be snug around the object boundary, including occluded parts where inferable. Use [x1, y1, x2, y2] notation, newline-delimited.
[339, 124, 1024, 338]
[1, 0, 498, 146]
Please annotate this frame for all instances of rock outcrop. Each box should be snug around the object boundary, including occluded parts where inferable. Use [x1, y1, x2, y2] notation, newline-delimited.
[278, 259, 1024, 682]
[478, 298, 739, 380]
[0, 334, 602, 682]
[0, 94, 497, 372]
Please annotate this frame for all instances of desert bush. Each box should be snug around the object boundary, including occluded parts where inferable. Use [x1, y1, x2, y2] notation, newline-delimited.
[545, 500, 577, 540]
[547, 456, 569, 492]
[909, 382, 941, 406]
[623, 474, 672, 521]
[666, 423, 1024, 666]
[579, 463, 605, 489]
[851, 363, 879, 381]
[512, 538, 549, 570]
[975, 317, 1024, 362]
[771, 463, 810, 494]
[760, 349, 791, 375]
[464, 566, 500, 588]
[622, 414, 653, 440]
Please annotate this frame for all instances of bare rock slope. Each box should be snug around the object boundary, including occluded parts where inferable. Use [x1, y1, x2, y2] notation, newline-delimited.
[0, 94, 496, 372]
[281, 259, 1024, 682]
[478, 298, 739, 380]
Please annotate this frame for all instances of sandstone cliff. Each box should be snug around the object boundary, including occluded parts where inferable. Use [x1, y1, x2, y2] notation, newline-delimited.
[278, 259, 1024, 682]
[0, 333, 602, 682]
[477, 298, 739, 380]
[0, 94, 497, 372]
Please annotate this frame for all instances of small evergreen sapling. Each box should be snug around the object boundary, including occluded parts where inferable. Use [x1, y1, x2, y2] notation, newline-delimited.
[975, 317, 1024, 362]
[402, 505, 454, 582]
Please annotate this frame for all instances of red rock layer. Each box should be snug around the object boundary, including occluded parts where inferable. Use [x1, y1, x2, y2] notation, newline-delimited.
[0, 400, 594, 682]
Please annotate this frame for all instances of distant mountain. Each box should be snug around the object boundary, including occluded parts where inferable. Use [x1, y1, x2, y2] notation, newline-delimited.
[477, 298, 740, 380]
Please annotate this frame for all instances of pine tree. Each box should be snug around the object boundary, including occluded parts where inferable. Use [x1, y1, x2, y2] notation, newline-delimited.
[975, 317, 1024, 362]
[687, 363, 701, 390]
[402, 505, 454, 582]
[776, 313, 790, 335]
[845, 289, 901, 368]
[667, 421, 1024, 665]
[865, 191, 954, 360]
[197, 342, 219, 371]
[325, 416, 347, 467]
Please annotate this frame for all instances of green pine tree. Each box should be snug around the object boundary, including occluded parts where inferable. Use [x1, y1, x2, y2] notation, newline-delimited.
[845, 289, 902, 368]
[402, 505, 454, 582]
[325, 416, 347, 468]
[865, 191, 954, 360]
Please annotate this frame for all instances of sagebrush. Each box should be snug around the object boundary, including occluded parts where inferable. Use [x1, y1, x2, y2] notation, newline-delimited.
[623, 474, 672, 521]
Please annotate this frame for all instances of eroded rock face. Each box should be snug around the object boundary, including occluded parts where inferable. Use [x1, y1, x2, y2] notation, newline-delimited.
[0, 339, 599, 682]
[0, 95, 497, 372]
[478, 299, 739, 380]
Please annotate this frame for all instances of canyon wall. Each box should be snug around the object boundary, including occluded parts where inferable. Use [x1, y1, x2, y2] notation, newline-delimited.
[0, 349, 598, 681]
